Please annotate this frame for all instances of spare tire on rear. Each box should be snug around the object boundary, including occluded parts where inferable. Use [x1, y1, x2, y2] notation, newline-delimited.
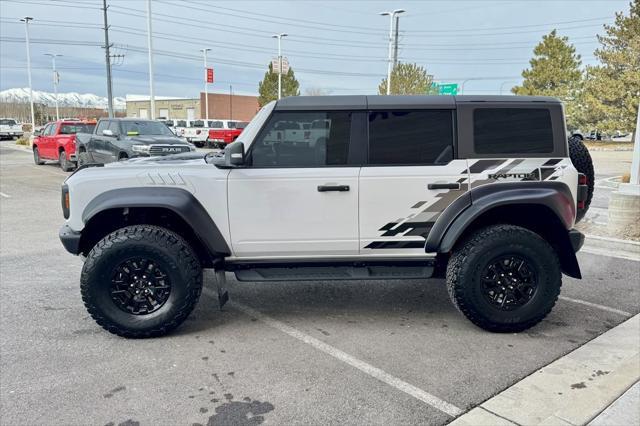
[568, 136, 594, 223]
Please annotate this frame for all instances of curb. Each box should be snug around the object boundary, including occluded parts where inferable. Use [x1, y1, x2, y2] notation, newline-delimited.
[583, 234, 640, 260]
[449, 315, 640, 426]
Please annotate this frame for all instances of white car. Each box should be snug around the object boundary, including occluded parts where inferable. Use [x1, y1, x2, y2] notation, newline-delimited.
[59, 95, 592, 338]
[0, 118, 24, 140]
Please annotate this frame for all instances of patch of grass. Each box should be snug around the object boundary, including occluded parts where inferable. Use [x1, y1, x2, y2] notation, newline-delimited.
[15, 136, 30, 146]
[584, 140, 633, 150]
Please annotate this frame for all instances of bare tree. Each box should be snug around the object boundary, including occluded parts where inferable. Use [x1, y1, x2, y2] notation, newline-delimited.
[304, 87, 332, 96]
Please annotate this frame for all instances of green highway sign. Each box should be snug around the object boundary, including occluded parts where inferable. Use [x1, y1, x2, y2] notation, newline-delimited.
[434, 83, 458, 95]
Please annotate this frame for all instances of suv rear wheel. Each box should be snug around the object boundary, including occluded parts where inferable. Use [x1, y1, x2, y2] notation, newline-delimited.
[81, 225, 203, 338]
[446, 224, 561, 332]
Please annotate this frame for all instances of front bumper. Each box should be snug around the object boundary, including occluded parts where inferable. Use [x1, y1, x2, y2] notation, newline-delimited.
[569, 229, 585, 252]
[59, 224, 82, 255]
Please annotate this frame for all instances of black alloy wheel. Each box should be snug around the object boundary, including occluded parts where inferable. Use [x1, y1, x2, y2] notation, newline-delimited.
[110, 257, 172, 315]
[480, 255, 538, 311]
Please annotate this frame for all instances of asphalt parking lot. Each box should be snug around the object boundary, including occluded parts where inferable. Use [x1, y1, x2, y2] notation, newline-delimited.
[0, 143, 638, 425]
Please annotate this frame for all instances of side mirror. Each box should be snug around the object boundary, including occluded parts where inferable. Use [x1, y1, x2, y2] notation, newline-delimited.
[225, 141, 245, 167]
[102, 129, 114, 137]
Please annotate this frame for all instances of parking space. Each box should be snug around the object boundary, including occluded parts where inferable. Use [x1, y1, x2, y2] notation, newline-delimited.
[1, 143, 639, 425]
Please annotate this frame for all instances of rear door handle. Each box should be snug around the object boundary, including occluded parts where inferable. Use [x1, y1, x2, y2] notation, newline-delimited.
[428, 183, 461, 190]
[317, 185, 350, 192]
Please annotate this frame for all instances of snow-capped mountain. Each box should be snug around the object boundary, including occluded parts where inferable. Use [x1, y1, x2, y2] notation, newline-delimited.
[0, 88, 126, 110]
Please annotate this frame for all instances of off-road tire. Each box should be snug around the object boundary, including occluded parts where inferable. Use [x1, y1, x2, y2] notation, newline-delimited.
[81, 225, 203, 338]
[59, 151, 73, 172]
[33, 146, 44, 165]
[568, 136, 594, 222]
[446, 224, 561, 333]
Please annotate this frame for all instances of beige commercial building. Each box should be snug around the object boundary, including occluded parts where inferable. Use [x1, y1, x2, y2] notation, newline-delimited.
[125, 95, 200, 120]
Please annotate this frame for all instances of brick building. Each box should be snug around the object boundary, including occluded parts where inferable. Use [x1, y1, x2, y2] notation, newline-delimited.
[199, 92, 260, 122]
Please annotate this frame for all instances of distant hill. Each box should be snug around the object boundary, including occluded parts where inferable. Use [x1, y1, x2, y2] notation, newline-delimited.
[0, 88, 126, 110]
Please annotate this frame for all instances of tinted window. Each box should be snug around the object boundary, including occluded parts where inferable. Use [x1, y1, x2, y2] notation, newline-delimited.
[176, 120, 187, 127]
[60, 123, 95, 134]
[96, 120, 109, 134]
[121, 120, 173, 136]
[368, 110, 453, 165]
[474, 108, 553, 154]
[251, 111, 351, 167]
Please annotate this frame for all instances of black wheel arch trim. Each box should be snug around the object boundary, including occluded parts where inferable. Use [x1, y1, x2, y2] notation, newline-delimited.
[81, 187, 231, 257]
[426, 181, 581, 278]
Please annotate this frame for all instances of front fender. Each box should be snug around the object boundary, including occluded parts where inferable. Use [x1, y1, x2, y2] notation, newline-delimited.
[82, 187, 231, 256]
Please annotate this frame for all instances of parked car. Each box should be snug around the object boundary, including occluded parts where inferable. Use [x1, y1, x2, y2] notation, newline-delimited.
[0, 118, 24, 140]
[75, 118, 195, 165]
[32, 120, 96, 171]
[182, 119, 213, 147]
[207, 120, 248, 148]
[60, 95, 593, 338]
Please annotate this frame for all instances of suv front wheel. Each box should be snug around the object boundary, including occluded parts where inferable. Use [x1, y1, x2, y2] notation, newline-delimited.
[446, 224, 561, 332]
[81, 225, 203, 338]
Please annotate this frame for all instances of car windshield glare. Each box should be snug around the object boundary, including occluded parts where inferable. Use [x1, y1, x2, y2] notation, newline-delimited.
[120, 121, 174, 136]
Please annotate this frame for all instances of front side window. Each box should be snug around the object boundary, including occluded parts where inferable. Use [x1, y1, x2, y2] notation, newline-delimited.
[96, 121, 109, 134]
[250, 111, 351, 167]
[46, 123, 57, 135]
[473, 108, 553, 154]
[368, 110, 453, 165]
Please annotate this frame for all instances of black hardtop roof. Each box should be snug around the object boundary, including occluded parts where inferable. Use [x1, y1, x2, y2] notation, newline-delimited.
[274, 95, 561, 111]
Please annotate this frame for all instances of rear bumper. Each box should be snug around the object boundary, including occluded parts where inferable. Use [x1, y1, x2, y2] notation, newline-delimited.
[569, 229, 585, 253]
[59, 224, 82, 255]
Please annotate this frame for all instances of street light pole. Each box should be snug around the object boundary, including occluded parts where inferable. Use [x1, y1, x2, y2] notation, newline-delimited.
[20, 17, 35, 131]
[201, 48, 211, 121]
[146, 0, 155, 119]
[44, 53, 62, 120]
[379, 9, 405, 95]
[272, 33, 288, 100]
[101, 0, 114, 118]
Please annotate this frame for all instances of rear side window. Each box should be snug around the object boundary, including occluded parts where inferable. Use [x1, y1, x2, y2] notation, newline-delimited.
[368, 110, 453, 165]
[251, 111, 351, 167]
[473, 108, 553, 154]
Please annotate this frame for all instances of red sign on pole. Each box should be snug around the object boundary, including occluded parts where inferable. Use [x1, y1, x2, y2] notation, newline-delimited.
[206, 68, 214, 83]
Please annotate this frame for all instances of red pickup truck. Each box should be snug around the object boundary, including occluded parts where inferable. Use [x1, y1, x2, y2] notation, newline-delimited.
[207, 120, 248, 149]
[33, 120, 96, 171]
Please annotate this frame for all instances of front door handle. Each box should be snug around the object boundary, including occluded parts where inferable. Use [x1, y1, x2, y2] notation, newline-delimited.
[317, 185, 350, 192]
[428, 183, 461, 190]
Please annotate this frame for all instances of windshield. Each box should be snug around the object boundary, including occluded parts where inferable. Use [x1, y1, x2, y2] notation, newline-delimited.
[237, 101, 276, 148]
[121, 120, 174, 136]
[60, 123, 95, 134]
[0, 119, 17, 126]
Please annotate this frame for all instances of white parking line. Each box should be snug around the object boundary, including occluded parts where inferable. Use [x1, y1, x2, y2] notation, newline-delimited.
[559, 296, 632, 317]
[214, 293, 463, 417]
[0, 192, 10, 198]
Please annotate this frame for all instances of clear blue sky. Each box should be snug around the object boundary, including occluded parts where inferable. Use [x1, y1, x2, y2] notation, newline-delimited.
[0, 0, 631, 98]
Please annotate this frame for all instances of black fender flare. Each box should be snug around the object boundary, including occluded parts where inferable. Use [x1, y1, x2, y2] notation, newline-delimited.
[425, 182, 581, 278]
[82, 187, 231, 257]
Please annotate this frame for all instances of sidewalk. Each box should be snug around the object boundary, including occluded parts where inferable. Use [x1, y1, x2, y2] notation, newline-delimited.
[588, 381, 639, 426]
[450, 315, 640, 425]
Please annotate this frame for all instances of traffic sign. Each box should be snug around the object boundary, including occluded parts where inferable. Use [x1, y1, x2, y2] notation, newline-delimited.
[437, 83, 458, 95]
[206, 68, 214, 83]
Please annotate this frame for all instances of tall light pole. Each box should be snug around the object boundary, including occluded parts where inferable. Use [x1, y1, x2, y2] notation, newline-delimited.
[102, 0, 114, 118]
[20, 17, 35, 131]
[272, 33, 288, 100]
[146, 0, 155, 119]
[200, 48, 211, 121]
[44, 53, 62, 120]
[379, 9, 404, 95]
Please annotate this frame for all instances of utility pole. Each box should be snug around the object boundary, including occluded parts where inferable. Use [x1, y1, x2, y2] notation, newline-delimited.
[20, 17, 35, 131]
[201, 48, 211, 121]
[44, 53, 62, 120]
[272, 33, 288, 100]
[393, 15, 400, 67]
[379, 9, 404, 95]
[146, 0, 156, 119]
[101, 0, 114, 118]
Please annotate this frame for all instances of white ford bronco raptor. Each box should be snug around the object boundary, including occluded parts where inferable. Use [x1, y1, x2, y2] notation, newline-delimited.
[59, 95, 594, 338]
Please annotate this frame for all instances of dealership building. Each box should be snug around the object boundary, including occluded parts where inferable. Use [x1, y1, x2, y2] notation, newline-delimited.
[126, 92, 259, 121]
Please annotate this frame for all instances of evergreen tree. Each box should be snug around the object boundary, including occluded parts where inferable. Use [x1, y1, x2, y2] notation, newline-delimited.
[581, 0, 640, 134]
[378, 63, 434, 95]
[512, 30, 583, 129]
[258, 62, 300, 106]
